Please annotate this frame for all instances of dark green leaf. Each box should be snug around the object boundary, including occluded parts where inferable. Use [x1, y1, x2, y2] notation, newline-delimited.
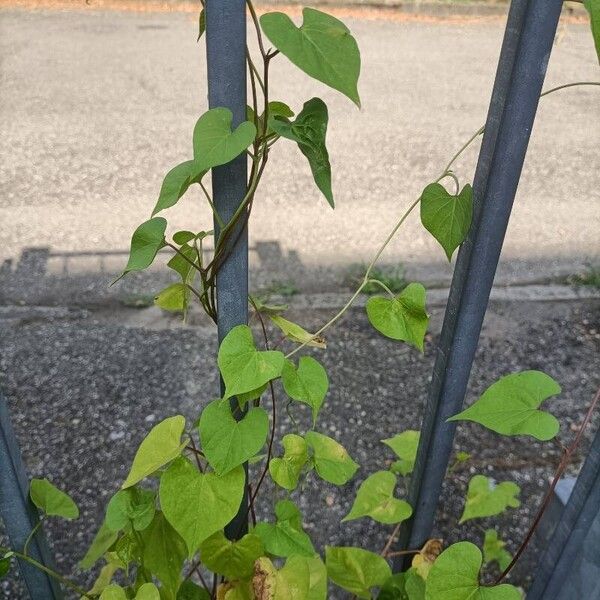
[366, 283, 429, 351]
[420, 182, 473, 261]
[198, 399, 269, 476]
[197, 8, 205, 42]
[30, 478, 79, 519]
[270, 97, 334, 206]
[448, 370, 561, 441]
[177, 581, 211, 600]
[142, 512, 187, 597]
[0, 556, 12, 579]
[260, 9, 361, 106]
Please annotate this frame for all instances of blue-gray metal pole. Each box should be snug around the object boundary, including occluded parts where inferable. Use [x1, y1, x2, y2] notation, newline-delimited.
[528, 422, 600, 599]
[205, 0, 249, 539]
[0, 394, 63, 599]
[397, 0, 563, 559]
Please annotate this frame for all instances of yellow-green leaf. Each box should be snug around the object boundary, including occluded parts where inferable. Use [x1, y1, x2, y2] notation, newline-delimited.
[30, 478, 79, 520]
[460, 475, 520, 523]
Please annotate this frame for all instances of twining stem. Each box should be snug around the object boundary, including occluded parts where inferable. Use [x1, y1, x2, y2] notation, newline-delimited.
[0, 547, 90, 597]
[285, 195, 422, 359]
[22, 520, 43, 557]
[495, 385, 600, 584]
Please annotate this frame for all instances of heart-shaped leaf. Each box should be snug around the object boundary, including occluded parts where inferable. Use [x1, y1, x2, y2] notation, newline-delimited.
[120, 217, 167, 279]
[460, 475, 520, 523]
[270, 98, 334, 207]
[193, 108, 256, 171]
[281, 357, 329, 425]
[217, 325, 284, 399]
[198, 399, 269, 475]
[366, 283, 429, 351]
[254, 500, 315, 558]
[260, 8, 361, 106]
[122, 415, 187, 488]
[342, 471, 412, 524]
[30, 478, 79, 520]
[159, 457, 245, 555]
[305, 431, 358, 485]
[425, 542, 521, 600]
[269, 433, 309, 490]
[152, 160, 200, 216]
[105, 488, 155, 533]
[420, 182, 473, 261]
[200, 531, 263, 581]
[382, 430, 420, 476]
[448, 370, 561, 440]
[326, 546, 391, 599]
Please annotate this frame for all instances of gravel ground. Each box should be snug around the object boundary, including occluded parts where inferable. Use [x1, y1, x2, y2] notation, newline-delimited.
[0, 297, 598, 598]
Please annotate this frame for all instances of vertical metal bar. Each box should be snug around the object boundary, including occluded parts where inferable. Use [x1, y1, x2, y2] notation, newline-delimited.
[0, 394, 63, 599]
[205, 0, 249, 539]
[397, 0, 563, 559]
[528, 426, 600, 599]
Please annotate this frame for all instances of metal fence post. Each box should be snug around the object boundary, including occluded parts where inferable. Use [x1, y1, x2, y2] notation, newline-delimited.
[397, 0, 563, 559]
[0, 394, 63, 599]
[528, 425, 600, 599]
[205, 0, 249, 539]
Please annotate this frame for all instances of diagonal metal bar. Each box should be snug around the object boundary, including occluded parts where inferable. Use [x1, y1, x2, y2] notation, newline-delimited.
[205, 0, 249, 540]
[0, 393, 63, 599]
[396, 0, 563, 559]
[528, 424, 600, 599]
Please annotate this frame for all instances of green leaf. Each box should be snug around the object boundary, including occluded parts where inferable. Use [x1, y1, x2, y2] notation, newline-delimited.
[105, 488, 155, 532]
[122, 415, 187, 489]
[152, 161, 200, 216]
[173, 231, 197, 245]
[448, 370, 561, 441]
[260, 8, 361, 106]
[217, 325, 284, 399]
[177, 581, 211, 600]
[584, 0, 600, 63]
[425, 542, 521, 600]
[420, 182, 473, 261]
[155, 283, 187, 312]
[121, 217, 167, 277]
[254, 500, 315, 558]
[269, 98, 334, 207]
[296, 556, 327, 600]
[342, 471, 412, 524]
[269, 314, 326, 348]
[382, 430, 420, 476]
[199, 399, 269, 476]
[197, 8, 205, 42]
[366, 283, 429, 351]
[281, 357, 328, 424]
[305, 431, 358, 485]
[269, 433, 309, 490]
[460, 475, 520, 523]
[29, 478, 79, 519]
[160, 457, 245, 556]
[0, 556, 12, 579]
[193, 108, 256, 171]
[200, 531, 264, 580]
[136, 584, 161, 600]
[326, 546, 391, 599]
[79, 521, 119, 569]
[483, 529, 512, 572]
[141, 512, 187, 597]
[379, 569, 425, 600]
